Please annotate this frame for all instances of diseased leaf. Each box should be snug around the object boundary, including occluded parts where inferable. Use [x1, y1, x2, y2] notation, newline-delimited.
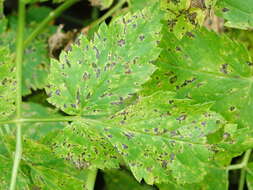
[54, 91, 238, 185]
[52, 120, 121, 169]
[0, 46, 16, 119]
[97, 91, 232, 184]
[104, 169, 155, 190]
[161, 0, 207, 38]
[0, 6, 56, 95]
[215, 0, 253, 29]
[144, 27, 253, 128]
[3, 136, 89, 190]
[46, 5, 163, 116]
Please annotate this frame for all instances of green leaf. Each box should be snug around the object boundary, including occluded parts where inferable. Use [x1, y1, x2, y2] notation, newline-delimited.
[158, 166, 228, 190]
[54, 91, 237, 184]
[46, 5, 163, 116]
[215, 0, 253, 29]
[89, 0, 114, 10]
[104, 169, 155, 190]
[0, 46, 16, 119]
[144, 27, 253, 129]
[3, 136, 89, 190]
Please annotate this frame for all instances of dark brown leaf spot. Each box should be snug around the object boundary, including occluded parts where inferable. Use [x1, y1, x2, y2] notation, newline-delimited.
[222, 7, 230, 12]
[162, 160, 168, 168]
[170, 76, 177, 84]
[139, 35, 145, 41]
[246, 62, 253, 66]
[118, 39, 125, 47]
[230, 106, 235, 111]
[186, 32, 195, 38]
[176, 114, 187, 121]
[220, 64, 228, 74]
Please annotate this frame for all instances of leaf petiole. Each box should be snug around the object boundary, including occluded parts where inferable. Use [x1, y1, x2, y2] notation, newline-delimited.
[9, 0, 26, 189]
[86, 169, 98, 190]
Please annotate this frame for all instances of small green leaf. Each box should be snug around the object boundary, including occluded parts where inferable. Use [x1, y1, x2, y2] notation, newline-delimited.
[46, 5, 163, 116]
[216, 0, 253, 29]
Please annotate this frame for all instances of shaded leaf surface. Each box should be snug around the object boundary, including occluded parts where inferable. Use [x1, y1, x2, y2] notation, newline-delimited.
[104, 169, 155, 190]
[46, 5, 162, 116]
[21, 102, 65, 140]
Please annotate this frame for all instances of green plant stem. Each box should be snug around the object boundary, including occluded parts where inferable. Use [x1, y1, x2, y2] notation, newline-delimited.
[9, 124, 22, 190]
[9, 0, 26, 189]
[238, 150, 252, 190]
[24, 0, 79, 47]
[227, 149, 252, 170]
[239, 168, 246, 190]
[0, 116, 90, 125]
[89, 0, 127, 29]
[86, 169, 97, 190]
